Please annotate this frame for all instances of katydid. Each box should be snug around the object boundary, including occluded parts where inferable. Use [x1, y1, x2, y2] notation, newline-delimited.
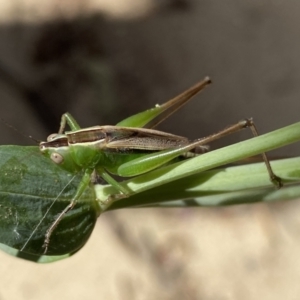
[39, 76, 281, 254]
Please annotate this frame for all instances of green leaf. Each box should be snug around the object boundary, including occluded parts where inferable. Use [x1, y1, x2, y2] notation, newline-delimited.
[0, 146, 100, 261]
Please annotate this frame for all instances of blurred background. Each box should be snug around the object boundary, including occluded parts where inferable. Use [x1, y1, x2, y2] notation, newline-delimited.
[0, 0, 300, 299]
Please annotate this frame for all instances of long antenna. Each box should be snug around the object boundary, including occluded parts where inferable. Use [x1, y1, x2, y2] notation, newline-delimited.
[0, 117, 40, 144]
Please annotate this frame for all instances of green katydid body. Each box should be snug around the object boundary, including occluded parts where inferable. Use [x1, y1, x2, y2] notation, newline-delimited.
[37, 77, 212, 254]
[40, 125, 201, 176]
[40, 77, 212, 180]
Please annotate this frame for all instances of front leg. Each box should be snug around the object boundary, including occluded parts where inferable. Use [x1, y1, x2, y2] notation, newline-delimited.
[58, 112, 82, 134]
[43, 168, 93, 254]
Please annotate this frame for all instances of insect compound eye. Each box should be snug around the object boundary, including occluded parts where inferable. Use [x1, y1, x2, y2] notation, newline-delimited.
[39, 144, 46, 151]
[47, 133, 58, 141]
[50, 152, 64, 164]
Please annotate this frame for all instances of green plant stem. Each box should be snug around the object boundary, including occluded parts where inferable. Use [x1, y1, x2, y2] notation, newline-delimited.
[94, 121, 300, 210]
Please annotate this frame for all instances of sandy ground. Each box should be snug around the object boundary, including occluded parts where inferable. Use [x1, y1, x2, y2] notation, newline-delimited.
[0, 1, 300, 299]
